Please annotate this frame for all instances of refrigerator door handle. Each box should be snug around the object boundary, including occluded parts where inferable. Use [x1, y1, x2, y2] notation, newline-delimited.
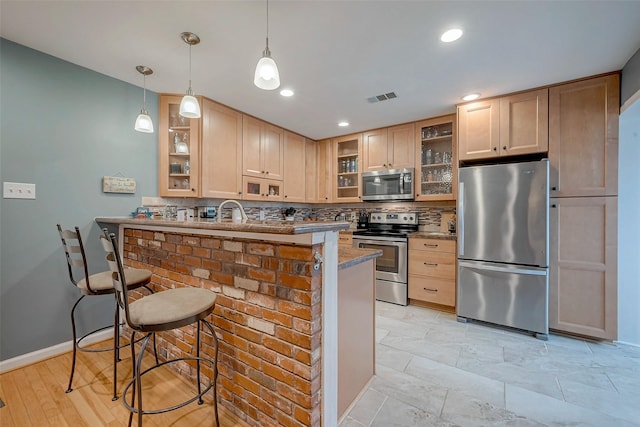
[458, 261, 547, 276]
[458, 182, 464, 256]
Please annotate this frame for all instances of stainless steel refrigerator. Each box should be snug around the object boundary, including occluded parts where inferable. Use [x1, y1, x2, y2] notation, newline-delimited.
[457, 160, 549, 340]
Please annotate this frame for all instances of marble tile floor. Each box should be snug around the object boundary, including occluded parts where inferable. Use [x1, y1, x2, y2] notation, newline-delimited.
[340, 302, 640, 427]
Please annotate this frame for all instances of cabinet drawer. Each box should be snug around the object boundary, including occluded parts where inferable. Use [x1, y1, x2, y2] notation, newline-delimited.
[408, 276, 456, 306]
[409, 250, 455, 279]
[409, 238, 456, 254]
[338, 232, 353, 247]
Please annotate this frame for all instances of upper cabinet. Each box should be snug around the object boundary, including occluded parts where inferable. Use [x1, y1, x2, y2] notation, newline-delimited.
[242, 115, 284, 181]
[458, 89, 548, 161]
[317, 139, 333, 203]
[415, 115, 457, 201]
[200, 98, 243, 199]
[283, 131, 307, 202]
[158, 94, 201, 197]
[305, 139, 318, 203]
[548, 74, 619, 197]
[334, 133, 362, 203]
[362, 124, 414, 172]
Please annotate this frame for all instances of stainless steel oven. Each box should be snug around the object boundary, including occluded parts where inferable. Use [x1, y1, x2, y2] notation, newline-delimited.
[352, 212, 418, 306]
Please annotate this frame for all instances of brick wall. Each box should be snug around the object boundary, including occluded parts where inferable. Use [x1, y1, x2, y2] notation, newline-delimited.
[122, 228, 324, 427]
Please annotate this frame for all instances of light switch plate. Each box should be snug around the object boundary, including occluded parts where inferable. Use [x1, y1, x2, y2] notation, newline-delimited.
[3, 182, 36, 199]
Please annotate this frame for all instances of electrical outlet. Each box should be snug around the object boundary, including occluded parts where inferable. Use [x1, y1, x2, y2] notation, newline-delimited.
[350, 211, 356, 221]
[260, 209, 266, 221]
[3, 182, 36, 199]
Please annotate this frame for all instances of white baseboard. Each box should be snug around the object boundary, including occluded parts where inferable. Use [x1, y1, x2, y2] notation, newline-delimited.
[0, 328, 114, 373]
[614, 339, 640, 349]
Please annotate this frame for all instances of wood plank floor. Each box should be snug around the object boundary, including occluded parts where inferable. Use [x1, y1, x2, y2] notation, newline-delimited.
[0, 340, 249, 427]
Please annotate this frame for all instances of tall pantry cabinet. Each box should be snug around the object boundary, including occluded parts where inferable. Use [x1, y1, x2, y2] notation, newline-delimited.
[548, 73, 619, 340]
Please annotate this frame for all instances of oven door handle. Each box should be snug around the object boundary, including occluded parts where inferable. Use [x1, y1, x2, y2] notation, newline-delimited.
[353, 236, 407, 244]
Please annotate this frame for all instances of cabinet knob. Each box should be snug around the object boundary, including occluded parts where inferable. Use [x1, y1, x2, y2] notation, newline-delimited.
[191, 188, 195, 192]
[284, 195, 288, 198]
[388, 163, 392, 167]
[503, 146, 507, 150]
[551, 186, 557, 191]
[383, 164, 387, 168]
[266, 171, 269, 175]
[261, 170, 265, 174]
[238, 191, 242, 195]
[493, 147, 497, 151]
[551, 204, 557, 208]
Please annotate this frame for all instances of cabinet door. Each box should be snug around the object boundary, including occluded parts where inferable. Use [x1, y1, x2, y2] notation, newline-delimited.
[263, 123, 284, 180]
[362, 128, 389, 171]
[387, 123, 415, 169]
[549, 196, 617, 339]
[549, 74, 619, 197]
[499, 89, 549, 157]
[242, 115, 264, 178]
[305, 140, 318, 203]
[158, 94, 200, 197]
[242, 176, 283, 201]
[415, 115, 457, 201]
[317, 139, 333, 202]
[201, 99, 242, 199]
[334, 133, 361, 203]
[283, 131, 306, 202]
[457, 99, 500, 161]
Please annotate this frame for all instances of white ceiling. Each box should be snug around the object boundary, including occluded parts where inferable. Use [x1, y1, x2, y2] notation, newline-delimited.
[2, 1, 640, 140]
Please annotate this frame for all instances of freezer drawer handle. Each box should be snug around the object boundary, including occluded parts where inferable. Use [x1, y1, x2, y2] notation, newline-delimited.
[423, 262, 438, 267]
[423, 243, 438, 248]
[423, 288, 438, 292]
[458, 261, 547, 276]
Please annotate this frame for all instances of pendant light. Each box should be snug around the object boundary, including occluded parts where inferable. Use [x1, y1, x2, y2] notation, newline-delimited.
[254, 0, 280, 90]
[134, 65, 154, 133]
[179, 32, 201, 118]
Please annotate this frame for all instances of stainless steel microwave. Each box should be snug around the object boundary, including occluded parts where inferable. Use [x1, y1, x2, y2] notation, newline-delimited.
[361, 168, 414, 201]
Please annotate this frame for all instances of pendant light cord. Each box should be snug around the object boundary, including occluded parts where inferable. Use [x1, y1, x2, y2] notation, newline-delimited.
[188, 43, 192, 91]
[142, 74, 147, 110]
[266, 0, 270, 49]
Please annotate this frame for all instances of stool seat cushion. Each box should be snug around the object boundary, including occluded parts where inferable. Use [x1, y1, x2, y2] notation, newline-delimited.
[129, 288, 217, 327]
[79, 268, 152, 293]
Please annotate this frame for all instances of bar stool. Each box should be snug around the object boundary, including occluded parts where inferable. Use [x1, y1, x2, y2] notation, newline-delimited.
[57, 224, 153, 400]
[100, 230, 219, 427]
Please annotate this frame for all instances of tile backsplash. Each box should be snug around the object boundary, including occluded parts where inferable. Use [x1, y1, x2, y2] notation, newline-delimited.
[141, 197, 455, 229]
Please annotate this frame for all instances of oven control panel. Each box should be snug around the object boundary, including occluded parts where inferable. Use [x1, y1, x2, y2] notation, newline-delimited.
[369, 212, 419, 224]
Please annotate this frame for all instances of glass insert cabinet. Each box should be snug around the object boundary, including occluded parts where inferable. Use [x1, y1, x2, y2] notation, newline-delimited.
[334, 133, 362, 202]
[158, 95, 200, 197]
[414, 114, 457, 201]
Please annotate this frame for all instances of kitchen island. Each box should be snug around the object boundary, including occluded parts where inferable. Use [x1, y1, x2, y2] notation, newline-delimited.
[96, 217, 379, 427]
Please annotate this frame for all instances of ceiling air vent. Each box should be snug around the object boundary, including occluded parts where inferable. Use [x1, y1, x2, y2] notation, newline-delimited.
[367, 91, 398, 103]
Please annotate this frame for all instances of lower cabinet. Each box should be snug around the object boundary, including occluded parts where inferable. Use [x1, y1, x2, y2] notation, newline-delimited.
[338, 231, 353, 248]
[549, 196, 618, 339]
[408, 238, 456, 308]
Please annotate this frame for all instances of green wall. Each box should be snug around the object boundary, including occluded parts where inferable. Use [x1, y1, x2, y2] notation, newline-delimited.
[0, 38, 158, 360]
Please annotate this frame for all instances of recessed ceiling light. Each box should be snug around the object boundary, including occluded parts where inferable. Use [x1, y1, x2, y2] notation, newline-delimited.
[338, 121, 349, 127]
[280, 89, 294, 97]
[462, 93, 480, 101]
[441, 28, 463, 43]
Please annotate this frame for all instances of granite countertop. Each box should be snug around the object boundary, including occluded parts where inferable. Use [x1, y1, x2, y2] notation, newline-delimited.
[409, 231, 457, 241]
[95, 217, 350, 235]
[338, 247, 383, 270]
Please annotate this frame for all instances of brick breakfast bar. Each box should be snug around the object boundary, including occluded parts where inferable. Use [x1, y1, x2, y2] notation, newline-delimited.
[96, 217, 380, 427]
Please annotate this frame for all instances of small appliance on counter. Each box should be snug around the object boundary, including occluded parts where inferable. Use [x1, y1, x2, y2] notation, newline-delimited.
[199, 206, 216, 219]
[357, 210, 369, 229]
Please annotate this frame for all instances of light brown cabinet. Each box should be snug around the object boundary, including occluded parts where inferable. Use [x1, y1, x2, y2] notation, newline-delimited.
[304, 139, 318, 203]
[415, 115, 457, 201]
[362, 124, 414, 172]
[408, 238, 456, 308]
[334, 133, 361, 203]
[547, 73, 619, 340]
[158, 94, 201, 197]
[317, 139, 333, 203]
[458, 89, 548, 161]
[338, 231, 353, 248]
[283, 131, 306, 202]
[549, 197, 617, 339]
[549, 74, 619, 197]
[242, 115, 284, 181]
[200, 98, 243, 199]
[241, 176, 283, 201]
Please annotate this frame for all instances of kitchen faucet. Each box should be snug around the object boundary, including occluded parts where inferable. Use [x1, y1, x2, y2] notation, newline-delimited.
[216, 200, 248, 222]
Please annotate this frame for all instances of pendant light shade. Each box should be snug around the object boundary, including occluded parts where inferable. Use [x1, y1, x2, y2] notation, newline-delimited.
[134, 65, 154, 133]
[179, 32, 201, 118]
[254, 0, 280, 90]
